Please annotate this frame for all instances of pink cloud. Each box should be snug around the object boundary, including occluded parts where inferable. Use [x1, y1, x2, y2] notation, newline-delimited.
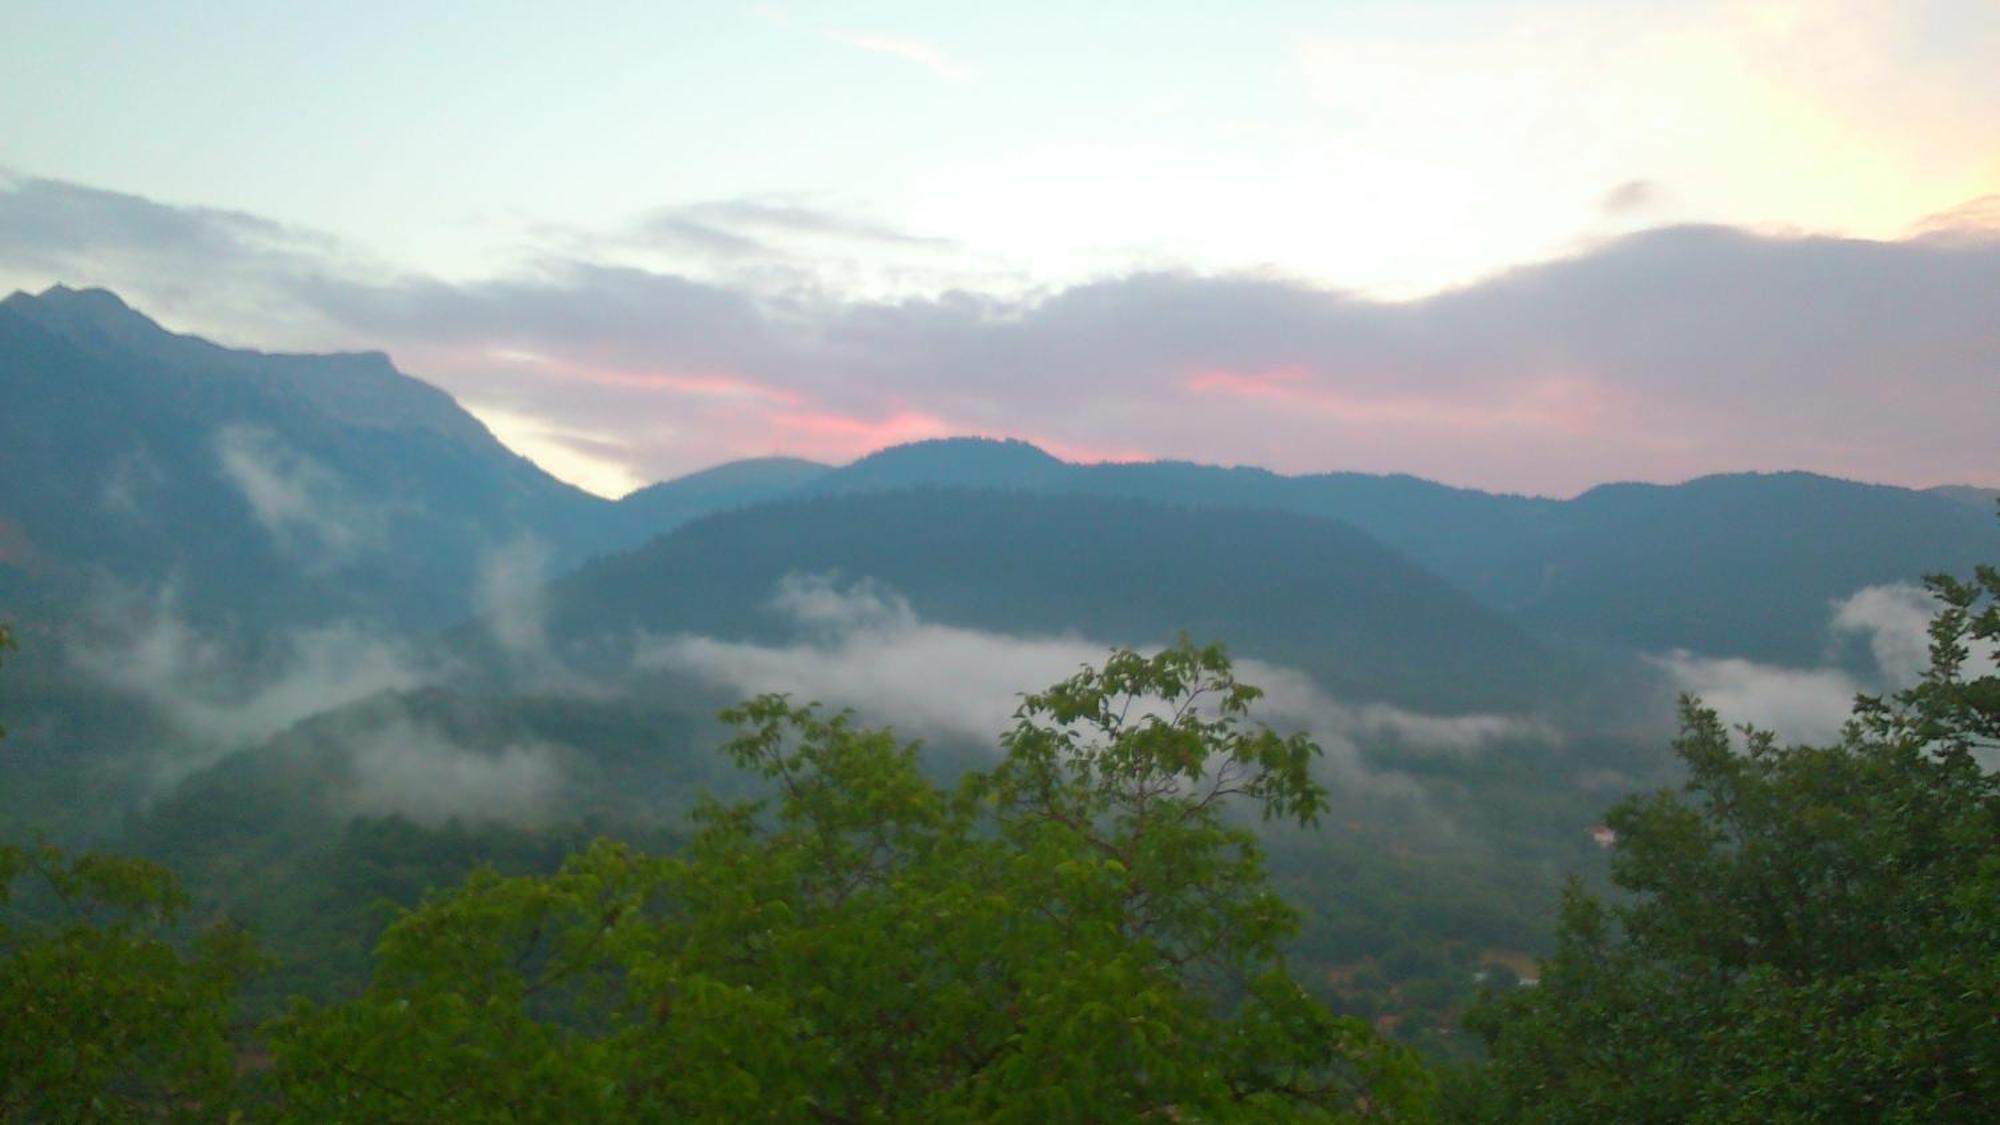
[761, 409, 959, 461]
[1186, 367, 1623, 436]
[14, 171, 1992, 494]
[748, 411, 1152, 471]
[1031, 437, 1158, 466]
[1185, 366, 1312, 399]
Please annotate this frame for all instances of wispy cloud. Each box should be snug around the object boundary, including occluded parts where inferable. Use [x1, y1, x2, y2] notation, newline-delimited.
[339, 715, 563, 827]
[214, 425, 387, 562]
[476, 537, 553, 662]
[0, 170, 363, 330]
[1830, 582, 1942, 685]
[637, 575, 1548, 787]
[1909, 194, 2000, 241]
[1600, 180, 1663, 217]
[825, 30, 974, 81]
[1651, 581, 1996, 747]
[68, 595, 432, 782]
[6, 175, 1999, 495]
[592, 197, 958, 272]
[1651, 652, 1863, 747]
[655, 198, 955, 250]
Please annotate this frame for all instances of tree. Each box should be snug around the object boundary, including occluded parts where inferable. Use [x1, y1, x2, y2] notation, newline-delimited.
[1, 844, 264, 1122]
[270, 641, 1436, 1121]
[1460, 566, 2000, 1122]
[0, 629, 263, 1122]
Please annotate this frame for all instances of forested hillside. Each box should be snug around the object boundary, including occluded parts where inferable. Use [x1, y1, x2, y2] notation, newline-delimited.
[0, 288, 813, 636]
[3, 290, 1996, 1119]
[0, 288, 603, 632]
[12, 0, 2000, 1105]
[799, 438, 2000, 664]
[548, 487, 1575, 710]
[4, 564, 1996, 1118]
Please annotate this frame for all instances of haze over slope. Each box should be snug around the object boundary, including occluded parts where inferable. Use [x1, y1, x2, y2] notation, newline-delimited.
[0, 287, 808, 633]
[0, 286, 597, 631]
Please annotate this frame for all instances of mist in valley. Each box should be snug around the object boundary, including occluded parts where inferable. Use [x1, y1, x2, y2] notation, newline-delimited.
[4, 6, 1997, 1113]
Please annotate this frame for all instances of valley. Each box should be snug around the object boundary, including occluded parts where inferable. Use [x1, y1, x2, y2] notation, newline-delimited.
[4, 287, 1991, 1065]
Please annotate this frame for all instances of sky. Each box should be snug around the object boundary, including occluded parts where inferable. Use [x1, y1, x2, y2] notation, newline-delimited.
[2, 0, 1997, 497]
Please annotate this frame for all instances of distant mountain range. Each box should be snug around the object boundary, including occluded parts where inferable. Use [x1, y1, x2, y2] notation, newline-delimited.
[548, 488, 1563, 710]
[0, 287, 801, 633]
[791, 438, 2000, 665]
[5, 285, 1995, 999]
[0, 286, 595, 632]
[1929, 485, 2000, 511]
[3, 286, 1995, 676]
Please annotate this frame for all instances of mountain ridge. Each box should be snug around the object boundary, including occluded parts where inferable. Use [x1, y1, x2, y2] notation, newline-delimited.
[0, 288, 607, 632]
[757, 436, 2000, 663]
[549, 486, 1568, 711]
[5, 288, 1994, 670]
[4, 285, 500, 449]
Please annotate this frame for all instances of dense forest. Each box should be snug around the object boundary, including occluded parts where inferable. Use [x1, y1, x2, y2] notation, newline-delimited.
[9, 0, 2000, 1105]
[3, 554, 1995, 1119]
[3, 290, 1998, 1119]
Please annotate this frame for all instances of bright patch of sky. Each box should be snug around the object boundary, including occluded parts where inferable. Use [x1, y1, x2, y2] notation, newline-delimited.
[7, 0, 1995, 299]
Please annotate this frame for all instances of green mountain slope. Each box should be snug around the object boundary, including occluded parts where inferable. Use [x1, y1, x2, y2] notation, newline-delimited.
[801, 439, 2000, 663]
[607, 456, 829, 545]
[0, 287, 609, 632]
[550, 488, 1566, 710]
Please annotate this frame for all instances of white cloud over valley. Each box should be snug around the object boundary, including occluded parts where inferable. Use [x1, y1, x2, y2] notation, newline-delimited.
[638, 575, 1551, 787]
[1652, 581, 1995, 745]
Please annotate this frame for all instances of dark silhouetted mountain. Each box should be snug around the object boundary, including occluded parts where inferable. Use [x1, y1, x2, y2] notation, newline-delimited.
[608, 456, 828, 546]
[797, 439, 2000, 664]
[810, 437, 1070, 492]
[1510, 472, 2000, 661]
[1928, 484, 2000, 512]
[7, 286, 495, 448]
[0, 287, 828, 637]
[0, 285, 619, 633]
[548, 488, 1566, 710]
[6, 288, 1990, 671]
[808, 439, 1561, 598]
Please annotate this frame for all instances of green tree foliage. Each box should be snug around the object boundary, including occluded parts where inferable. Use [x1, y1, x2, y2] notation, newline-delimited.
[269, 641, 1436, 1120]
[1460, 566, 2000, 1122]
[0, 841, 263, 1121]
[1, 628, 259, 1121]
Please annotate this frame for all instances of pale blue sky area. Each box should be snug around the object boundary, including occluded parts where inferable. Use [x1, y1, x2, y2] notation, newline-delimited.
[10, 1, 1994, 297]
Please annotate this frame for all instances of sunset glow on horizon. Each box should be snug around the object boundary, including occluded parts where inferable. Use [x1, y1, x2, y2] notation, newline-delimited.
[3, 1, 1996, 497]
